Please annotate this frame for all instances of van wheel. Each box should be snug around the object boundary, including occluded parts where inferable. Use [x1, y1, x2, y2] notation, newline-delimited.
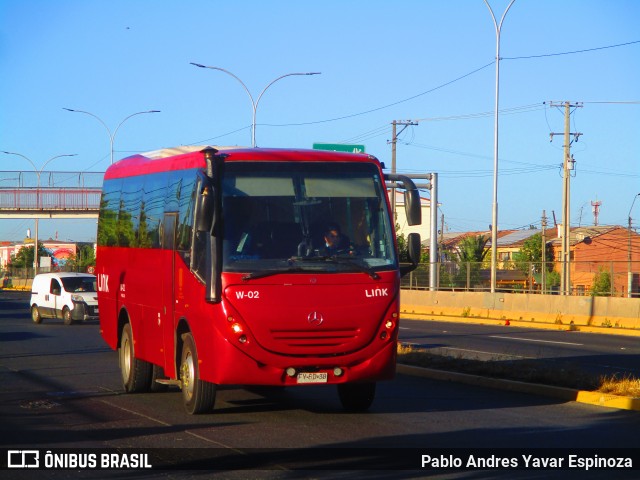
[119, 323, 152, 393]
[180, 333, 216, 414]
[337, 382, 376, 412]
[31, 305, 43, 324]
[62, 307, 73, 325]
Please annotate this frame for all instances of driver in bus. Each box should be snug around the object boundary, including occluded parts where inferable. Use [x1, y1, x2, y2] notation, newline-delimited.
[320, 223, 351, 256]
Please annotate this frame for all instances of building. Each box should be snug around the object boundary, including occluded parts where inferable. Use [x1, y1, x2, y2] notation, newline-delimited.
[435, 225, 640, 295]
[0, 239, 78, 270]
[391, 190, 432, 247]
[549, 225, 640, 296]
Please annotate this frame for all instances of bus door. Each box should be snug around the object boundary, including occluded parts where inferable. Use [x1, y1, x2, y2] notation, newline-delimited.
[161, 212, 178, 375]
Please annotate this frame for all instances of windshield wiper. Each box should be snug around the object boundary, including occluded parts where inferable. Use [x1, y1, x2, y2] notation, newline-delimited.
[294, 255, 381, 280]
[242, 256, 381, 281]
[242, 266, 307, 281]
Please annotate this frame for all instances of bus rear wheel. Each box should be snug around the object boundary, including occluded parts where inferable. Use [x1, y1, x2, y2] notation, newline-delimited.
[119, 323, 152, 393]
[180, 333, 216, 414]
[337, 382, 376, 412]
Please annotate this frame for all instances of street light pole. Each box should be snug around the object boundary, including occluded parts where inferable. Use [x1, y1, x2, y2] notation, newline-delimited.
[63, 108, 160, 164]
[1, 151, 77, 274]
[628, 193, 640, 298]
[190, 63, 320, 147]
[484, 0, 516, 293]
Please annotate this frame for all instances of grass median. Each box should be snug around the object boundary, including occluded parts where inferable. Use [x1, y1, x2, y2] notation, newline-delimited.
[397, 343, 640, 397]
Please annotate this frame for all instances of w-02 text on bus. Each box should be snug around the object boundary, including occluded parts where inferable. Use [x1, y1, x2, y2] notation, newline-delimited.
[96, 146, 421, 414]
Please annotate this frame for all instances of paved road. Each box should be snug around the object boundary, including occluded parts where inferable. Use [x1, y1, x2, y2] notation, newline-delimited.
[399, 317, 640, 378]
[2, 290, 640, 479]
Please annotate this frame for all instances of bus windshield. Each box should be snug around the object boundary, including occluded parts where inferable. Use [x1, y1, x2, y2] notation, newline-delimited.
[221, 162, 396, 275]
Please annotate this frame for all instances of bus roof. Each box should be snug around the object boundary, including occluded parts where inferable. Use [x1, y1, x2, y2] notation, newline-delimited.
[104, 146, 377, 180]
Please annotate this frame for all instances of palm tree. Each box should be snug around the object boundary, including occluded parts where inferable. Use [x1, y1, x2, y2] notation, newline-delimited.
[457, 235, 490, 263]
[455, 235, 489, 289]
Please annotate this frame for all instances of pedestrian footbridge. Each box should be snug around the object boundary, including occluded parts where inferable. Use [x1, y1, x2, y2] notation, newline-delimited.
[0, 171, 103, 219]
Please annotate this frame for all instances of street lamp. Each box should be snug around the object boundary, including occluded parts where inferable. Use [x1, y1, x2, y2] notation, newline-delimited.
[63, 108, 160, 164]
[190, 63, 321, 147]
[484, 0, 516, 293]
[1, 151, 77, 274]
[628, 193, 640, 298]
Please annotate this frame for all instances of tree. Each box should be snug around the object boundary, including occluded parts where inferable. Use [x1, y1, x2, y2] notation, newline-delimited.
[8, 244, 54, 270]
[455, 235, 489, 288]
[457, 235, 489, 263]
[395, 224, 409, 262]
[65, 244, 96, 272]
[591, 266, 613, 296]
[513, 233, 555, 275]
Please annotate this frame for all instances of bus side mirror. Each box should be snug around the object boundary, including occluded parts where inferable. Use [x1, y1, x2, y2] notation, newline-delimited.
[196, 185, 213, 232]
[408, 233, 421, 266]
[404, 188, 421, 227]
[386, 173, 421, 226]
[400, 233, 421, 276]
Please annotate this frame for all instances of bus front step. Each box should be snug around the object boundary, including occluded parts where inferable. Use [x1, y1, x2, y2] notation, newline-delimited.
[156, 379, 182, 387]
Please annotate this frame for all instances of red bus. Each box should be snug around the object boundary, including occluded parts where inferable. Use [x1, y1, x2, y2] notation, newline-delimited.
[96, 146, 421, 414]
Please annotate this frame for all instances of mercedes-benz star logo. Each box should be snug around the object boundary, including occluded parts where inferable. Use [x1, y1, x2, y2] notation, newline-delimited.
[307, 311, 324, 326]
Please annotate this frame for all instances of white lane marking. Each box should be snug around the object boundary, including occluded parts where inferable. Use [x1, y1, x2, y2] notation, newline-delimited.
[489, 335, 583, 346]
[444, 347, 534, 359]
[400, 343, 533, 360]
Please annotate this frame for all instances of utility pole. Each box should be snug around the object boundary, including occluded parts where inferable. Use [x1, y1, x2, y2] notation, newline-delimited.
[389, 120, 418, 221]
[629, 193, 640, 298]
[548, 101, 582, 296]
[541, 210, 547, 293]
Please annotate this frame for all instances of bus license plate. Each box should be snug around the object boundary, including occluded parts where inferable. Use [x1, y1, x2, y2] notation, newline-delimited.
[297, 372, 328, 384]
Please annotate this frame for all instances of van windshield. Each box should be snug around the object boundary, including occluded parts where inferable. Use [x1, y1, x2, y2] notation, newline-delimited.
[61, 277, 97, 293]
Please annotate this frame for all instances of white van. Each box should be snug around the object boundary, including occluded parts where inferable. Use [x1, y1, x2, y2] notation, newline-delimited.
[30, 273, 99, 325]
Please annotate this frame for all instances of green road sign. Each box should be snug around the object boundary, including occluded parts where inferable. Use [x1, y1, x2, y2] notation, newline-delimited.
[313, 143, 365, 154]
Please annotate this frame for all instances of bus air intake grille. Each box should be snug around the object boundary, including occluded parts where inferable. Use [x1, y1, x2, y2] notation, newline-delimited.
[269, 328, 360, 349]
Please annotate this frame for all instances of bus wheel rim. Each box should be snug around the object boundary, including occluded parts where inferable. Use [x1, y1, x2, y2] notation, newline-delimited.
[181, 352, 195, 400]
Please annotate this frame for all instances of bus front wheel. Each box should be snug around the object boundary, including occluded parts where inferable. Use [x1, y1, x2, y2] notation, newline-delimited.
[337, 382, 376, 412]
[180, 333, 216, 414]
[119, 323, 152, 393]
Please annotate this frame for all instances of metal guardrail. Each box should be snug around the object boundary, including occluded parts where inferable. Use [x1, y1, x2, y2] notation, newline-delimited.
[0, 188, 101, 211]
[0, 171, 104, 189]
[0, 171, 104, 215]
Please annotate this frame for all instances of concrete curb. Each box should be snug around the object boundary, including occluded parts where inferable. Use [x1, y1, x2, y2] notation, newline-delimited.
[397, 363, 640, 412]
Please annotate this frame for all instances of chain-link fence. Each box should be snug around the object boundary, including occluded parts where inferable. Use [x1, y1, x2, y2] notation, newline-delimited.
[401, 260, 640, 297]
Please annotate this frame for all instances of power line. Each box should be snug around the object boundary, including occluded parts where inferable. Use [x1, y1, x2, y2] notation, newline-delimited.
[262, 61, 496, 127]
[187, 39, 639, 146]
[413, 103, 544, 122]
[503, 39, 640, 60]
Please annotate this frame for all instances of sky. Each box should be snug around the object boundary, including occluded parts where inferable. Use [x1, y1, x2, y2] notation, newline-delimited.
[1, 0, 638, 243]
